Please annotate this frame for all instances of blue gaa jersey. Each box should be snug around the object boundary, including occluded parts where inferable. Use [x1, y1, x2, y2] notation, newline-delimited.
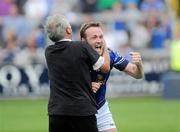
[91, 49, 129, 109]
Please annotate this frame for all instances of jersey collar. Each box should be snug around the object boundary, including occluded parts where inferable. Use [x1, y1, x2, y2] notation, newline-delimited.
[58, 39, 72, 42]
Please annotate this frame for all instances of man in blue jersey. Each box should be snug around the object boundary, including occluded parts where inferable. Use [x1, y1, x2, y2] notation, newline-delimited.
[80, 22, 144, 132]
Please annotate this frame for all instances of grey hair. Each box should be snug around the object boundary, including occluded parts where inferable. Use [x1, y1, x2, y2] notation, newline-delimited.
[44, 14, 71, 42]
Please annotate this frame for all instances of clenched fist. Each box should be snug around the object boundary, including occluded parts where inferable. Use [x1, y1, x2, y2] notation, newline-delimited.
[130, 52, 142, 65]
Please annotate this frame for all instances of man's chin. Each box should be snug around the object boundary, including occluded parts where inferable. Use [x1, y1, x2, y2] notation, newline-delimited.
[94, 47, 103, 55]
[97, 51, 103, 55]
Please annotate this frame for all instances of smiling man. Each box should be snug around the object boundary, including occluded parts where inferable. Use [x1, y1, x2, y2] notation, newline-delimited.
[80, 22, 144, 132]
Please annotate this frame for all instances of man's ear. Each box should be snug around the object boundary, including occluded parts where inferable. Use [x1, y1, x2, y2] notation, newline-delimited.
[66, 27, 72, 35]
[81, 37, 85, 41]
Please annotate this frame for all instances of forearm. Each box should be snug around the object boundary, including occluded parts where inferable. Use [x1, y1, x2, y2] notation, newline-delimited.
[129, 52, 144, 79]
[103, 46, 110, 69]
[124, 62, 144, 79]
[100, 46, 110, 73]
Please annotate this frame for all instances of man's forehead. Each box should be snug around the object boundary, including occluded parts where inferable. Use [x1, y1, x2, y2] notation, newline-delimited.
[86, 27, 103, 35]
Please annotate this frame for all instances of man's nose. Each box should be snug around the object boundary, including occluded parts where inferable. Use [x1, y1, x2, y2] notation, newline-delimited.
[96, 37, 102, 43]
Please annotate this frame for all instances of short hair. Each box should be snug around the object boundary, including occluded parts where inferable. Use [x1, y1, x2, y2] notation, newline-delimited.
[44, 14, 71, 42]
[79, 22, 102, 39]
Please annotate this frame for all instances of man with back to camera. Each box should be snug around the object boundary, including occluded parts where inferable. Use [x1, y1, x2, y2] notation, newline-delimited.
[80, 22, 144, 132]
[44, 14, 110, 132]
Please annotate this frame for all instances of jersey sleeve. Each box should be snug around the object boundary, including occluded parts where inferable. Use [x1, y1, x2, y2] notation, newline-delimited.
[111, 50, 129, 71]
[81, 42, 104, 70]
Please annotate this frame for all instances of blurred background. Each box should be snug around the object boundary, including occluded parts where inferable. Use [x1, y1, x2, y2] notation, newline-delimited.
[0, 0, 180, 132]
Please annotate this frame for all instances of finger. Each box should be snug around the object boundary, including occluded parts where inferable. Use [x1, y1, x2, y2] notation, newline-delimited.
[131, 54, 141, 60]
[92, 85, 98, 90]
[131, 54, 141, 59]
[132, 56, 142, 62]
[132, 58, 141, 63]
[92, 87, 98, 93]
[130, 52, 137, 55]
[130, 52, 141, 56]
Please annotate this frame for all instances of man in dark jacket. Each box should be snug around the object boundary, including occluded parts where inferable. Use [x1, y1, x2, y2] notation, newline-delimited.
[44, 14, 110, 132]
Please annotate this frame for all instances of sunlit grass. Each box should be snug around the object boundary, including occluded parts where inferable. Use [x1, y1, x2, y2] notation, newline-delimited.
[0, 97, 179, 132]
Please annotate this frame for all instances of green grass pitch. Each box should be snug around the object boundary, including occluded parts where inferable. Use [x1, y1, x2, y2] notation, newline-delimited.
[0, 96, 180, 132]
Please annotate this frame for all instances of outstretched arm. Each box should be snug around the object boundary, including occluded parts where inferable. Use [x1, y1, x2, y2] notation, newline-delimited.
[124, 52, 144, 79]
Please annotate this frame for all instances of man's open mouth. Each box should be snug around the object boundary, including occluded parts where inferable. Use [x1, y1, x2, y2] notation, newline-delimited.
[95, 45, 102, 51]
